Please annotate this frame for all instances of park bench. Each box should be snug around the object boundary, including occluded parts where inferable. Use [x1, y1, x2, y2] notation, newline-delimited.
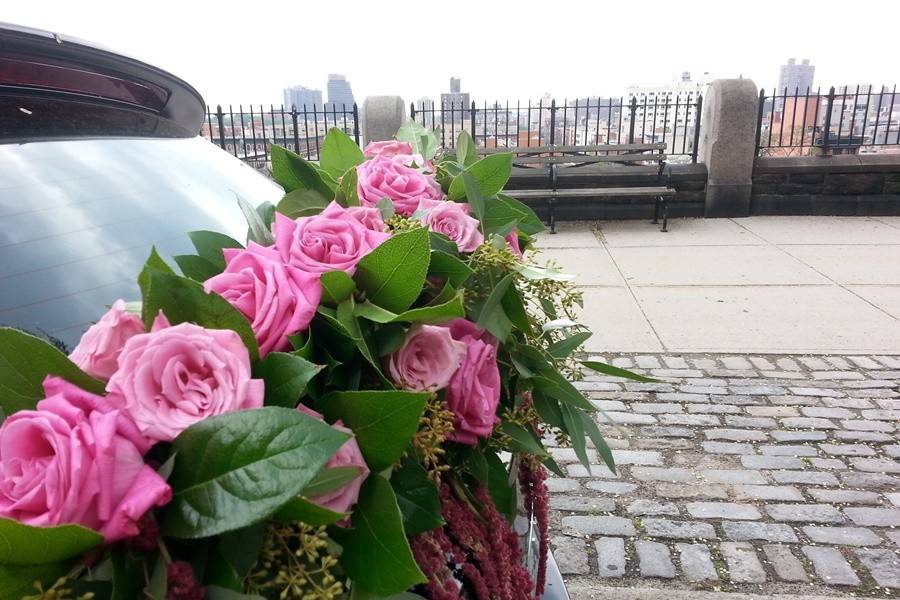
[478, 142, 675, 233]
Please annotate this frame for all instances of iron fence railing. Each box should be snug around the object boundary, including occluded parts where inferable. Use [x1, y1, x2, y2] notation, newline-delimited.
[755, 85, 900, 156]
[410, 96, 703, 163]
[201, 103, 359, 167]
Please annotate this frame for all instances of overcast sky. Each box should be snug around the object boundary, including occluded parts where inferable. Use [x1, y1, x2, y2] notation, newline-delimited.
[5, 0, 899, 106]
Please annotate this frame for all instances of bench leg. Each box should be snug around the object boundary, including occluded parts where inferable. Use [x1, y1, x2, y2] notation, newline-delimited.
[659, 197, 669, 233]
[548, 198, 557, 234]
[652, 196, 660, 224]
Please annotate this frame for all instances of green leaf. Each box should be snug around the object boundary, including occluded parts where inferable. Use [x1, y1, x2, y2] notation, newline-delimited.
[315, 306, 378, 369]
[428, 251, 473, 287]
[320, 128, 365, 179]
[273, 496, 345, 526]
[515, 264, 575, 282]
[0, 519, 102, 565]
[355, 227, 430, 313]
[460, 172, 486, 221]
[501, 284, 531, 335]
[320, 270, 356, 305]
[472, 274, 513, 341]
[276, 188, 331, 219]
[0, 563, 69, 599]
[455, 131, 478, 167]
[270, 144, 333, 197]
[137, 246, 176, 323]
[560, 403, 589, 469]
[532, 371, 595, 411]
[173, 254, 220, 282]
[499, 422, 547, 457]
[448, 153, 513, 200]
[484, 451, 516, 519]
[256, 201, 277, 232]
[302, 466, 365, 497]
[532, 390, 565, 430]
[483, 194, 545, 237]
[495, 193, 545, 235]
[142, 271, 260, 362]
[146, 555, 167, 599]
[548, 331, 593, 359]
[333, 476, 426, 596]
[253, 352, 323, 408]
[0, 328, 105, 414]
[391, 458, 442, 535]
[187, 231, 244, 270]
[354, 291, 464, 325]
[580, 411, 617, 474]
[237, 196, 274, 246]
[338, 166, 360, 207]
[427, 231, 458, 254]
[110, 547, 142, 600]
[350, 588, 427, 600]
[320, 390, 428, 472]
[581, 360, 659, 383]
[162, 407, 348, 539]
[396, 121, 438, 160]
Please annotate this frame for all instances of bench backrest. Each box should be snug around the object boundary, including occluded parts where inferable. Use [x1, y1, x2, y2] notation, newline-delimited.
[473, 142, 666, 167]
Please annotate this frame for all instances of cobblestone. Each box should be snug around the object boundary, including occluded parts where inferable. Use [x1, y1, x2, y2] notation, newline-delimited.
[763, 545, 809, 582]
[676, 543, 718, 582]
[547, 353, 900, 594]
[720, 542, 766, 583]
[803, 526, 882, 546]
[595, 537, 626, 578]
[802, 546, 861, 586]
[635, 540, 676, 578]
[721, 521, 798, 543]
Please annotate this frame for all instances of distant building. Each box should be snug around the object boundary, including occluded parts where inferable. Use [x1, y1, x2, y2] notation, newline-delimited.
[326, 74, 355, 109]
[283, 85, 322, 110]
[441, 76, 471, 117]
[778, 58, 815, 94]
[625, 72, 710, 156]
[414, 97, 436, 128]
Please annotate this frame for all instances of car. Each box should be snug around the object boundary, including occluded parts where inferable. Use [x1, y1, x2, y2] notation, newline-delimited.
[0, 22, 569, 600]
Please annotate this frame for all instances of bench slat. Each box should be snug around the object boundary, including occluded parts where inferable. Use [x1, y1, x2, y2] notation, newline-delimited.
[513, 154, 666, 165]
[507, 187, 675, 198]
[477, 142, 666, 154]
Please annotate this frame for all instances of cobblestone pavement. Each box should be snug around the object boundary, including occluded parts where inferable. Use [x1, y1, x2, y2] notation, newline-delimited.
[549, 353, 900, 597]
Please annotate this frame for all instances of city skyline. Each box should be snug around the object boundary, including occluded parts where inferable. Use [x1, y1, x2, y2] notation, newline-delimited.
[5, 0, 899, 107]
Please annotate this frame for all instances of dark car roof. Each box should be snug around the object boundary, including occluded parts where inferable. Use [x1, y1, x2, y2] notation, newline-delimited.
[1, 22, 206, 139]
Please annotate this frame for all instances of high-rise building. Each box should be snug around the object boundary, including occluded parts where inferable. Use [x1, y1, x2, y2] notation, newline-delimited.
[326, 74, 355, 109]
[778, 58, 815, 94]
[282, 85, 322, 110]
[440, 77, 470, 118]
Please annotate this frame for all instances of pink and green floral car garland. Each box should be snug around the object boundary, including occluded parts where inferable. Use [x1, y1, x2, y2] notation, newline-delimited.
[0, 123, 646, 600]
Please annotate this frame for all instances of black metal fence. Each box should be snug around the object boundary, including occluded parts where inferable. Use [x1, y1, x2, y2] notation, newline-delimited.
[410, 96, 703, 163]
[201, 104, 359, 167]
[755, 85, 900, 156]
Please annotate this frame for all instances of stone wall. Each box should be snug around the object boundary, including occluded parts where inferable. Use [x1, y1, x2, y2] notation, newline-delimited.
[506, 163, 708, 221]
[752, 155, 900, 216]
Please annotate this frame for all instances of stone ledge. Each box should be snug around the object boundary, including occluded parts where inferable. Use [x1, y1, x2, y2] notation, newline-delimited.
[755, 154, 900, 174]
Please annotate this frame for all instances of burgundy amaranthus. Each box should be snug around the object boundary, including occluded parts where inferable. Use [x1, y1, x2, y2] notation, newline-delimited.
[124, 512, 160, 553]
[519, 456, 550, 595]
[167, 561, 206, 600]
[412, 482, 537, 600]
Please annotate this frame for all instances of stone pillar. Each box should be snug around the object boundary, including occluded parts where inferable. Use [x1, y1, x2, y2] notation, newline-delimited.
[361, 96, 406, 145]
[698, 79, 759, 217]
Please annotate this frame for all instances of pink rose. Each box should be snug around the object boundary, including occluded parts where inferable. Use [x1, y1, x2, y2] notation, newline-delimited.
[357, 156, 443, 216]
[506, 230, 523, 258]
[296, 405, 369, 516]
[106, 314, 264, 442]
[0, 377, 171, 542]
[388, 325, 466, 392]
[445, 319, 501, 445]
[363, 140, 414, 159]
[274, 201, 390, 275]
[347, 205, 388, 232]
[69, 300, 145, 380]
[204, 242, 322, 357]
[416, 199, 484, 253]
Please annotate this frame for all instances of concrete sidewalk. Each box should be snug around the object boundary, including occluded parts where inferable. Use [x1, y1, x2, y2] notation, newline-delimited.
[536, 216, 900, 355]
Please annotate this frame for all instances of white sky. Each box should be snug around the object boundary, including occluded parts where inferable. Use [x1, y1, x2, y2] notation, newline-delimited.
[5, 0, 899, 106]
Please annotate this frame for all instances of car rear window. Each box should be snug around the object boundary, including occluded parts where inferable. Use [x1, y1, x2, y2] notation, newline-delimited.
[0, 136, 283, 349]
